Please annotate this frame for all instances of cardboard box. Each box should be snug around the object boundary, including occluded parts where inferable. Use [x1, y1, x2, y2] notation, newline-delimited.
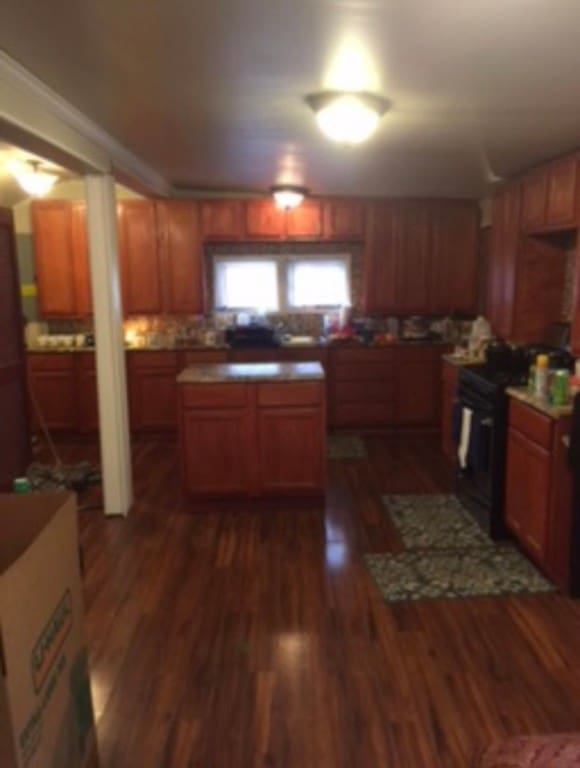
[0, 492, 99, 768]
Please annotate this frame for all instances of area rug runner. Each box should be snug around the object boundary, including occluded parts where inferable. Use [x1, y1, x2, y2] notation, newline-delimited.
[326, 434, 367, 459]
[365, 494, 553, 603]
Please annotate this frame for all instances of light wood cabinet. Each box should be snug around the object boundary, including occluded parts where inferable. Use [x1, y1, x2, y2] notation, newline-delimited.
[285, 200, 322, 238]
[200, 200, 243, 240]
[32, 201, 78, 317]
[244, 200, 285, 239]
[322, 200, 365, 240]
[127, 351, 180, 430]
[117, 200, 162, 315]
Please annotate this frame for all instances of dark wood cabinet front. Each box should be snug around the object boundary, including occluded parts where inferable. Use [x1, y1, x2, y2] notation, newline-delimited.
[546, 155, 579, 227]
[521, 168, 548, 232]
[364, 201, 397, 314]
[244, 200, 285, 239]
[441, 361, 459, 460]
[201, 200, 243, 240]
[27, 354, 78, 431]
[128, 351, 180, 430]
[285, 200, 322, 238]
[156, 201, 204, 314]
[323, 200, 365, 240]
[394, 347, 440, 427]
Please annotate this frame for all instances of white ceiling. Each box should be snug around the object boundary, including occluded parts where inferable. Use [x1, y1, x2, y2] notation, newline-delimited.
[3, 0, 580, 199]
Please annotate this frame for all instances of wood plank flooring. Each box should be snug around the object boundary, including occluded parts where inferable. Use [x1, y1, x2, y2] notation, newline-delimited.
[63, 434, 580, 767]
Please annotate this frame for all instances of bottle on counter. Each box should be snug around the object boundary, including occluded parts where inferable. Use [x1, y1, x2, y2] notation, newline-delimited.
[527, 364, 536, 394]
[534, 354, 549, 400]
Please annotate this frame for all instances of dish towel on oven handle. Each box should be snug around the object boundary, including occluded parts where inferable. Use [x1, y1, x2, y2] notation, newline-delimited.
[457, 406, 473, 470]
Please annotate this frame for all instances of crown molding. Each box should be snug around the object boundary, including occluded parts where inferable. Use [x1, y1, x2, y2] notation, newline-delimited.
[0, 49, 171, 197]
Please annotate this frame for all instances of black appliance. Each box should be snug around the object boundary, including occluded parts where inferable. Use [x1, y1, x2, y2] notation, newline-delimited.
[225, 324, 280, 348]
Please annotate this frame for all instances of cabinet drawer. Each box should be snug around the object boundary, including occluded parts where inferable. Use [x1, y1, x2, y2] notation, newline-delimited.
[509, 399, 553, 449]
[27, 353, 75, 371]
[129, 351, 179, 369]
[335, 380, 393, 404]
[334, 362, 394, 382]
[332, 347, 395, 364]
[258, 382, 322, 407]
[181, 384, 248, 409]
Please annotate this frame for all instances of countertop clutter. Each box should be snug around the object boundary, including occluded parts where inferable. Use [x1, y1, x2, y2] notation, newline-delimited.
[506, 386, 573, 419]
[177, 361, 325, 384]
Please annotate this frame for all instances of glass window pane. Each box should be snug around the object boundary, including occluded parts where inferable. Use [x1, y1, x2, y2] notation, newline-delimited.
[214, 259, 279, 310]
[287, 258, 350, 308]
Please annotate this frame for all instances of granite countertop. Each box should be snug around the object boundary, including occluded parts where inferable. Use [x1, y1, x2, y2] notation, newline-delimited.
[506, 386, 573, 419]
[442, 353, 483, 367]
[177, 361, 325, 384]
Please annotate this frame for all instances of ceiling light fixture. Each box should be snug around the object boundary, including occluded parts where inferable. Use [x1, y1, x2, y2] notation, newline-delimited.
[305, 91, 390, 145]
[270, 184, 308, 210]
[11, 160, 58, 197]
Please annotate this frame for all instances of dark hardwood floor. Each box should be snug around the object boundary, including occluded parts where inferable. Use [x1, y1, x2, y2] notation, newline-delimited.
[60, 434, 580, 767]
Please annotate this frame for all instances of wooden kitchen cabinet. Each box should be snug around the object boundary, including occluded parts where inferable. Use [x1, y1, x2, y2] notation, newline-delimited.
[32, 201, 78, 317]
[156, 201, 205, 314]
[200, 200, 243, 240]
[322, 200, 365, 240]
[441, 360, 459, 460]
[546, 154, 579, 228]
[244, 200, 285, 239]
[118, 200, 162, 315]
[330, 347, 395, 428]
[77, 353, 98, 432]
[71, 203, 92, 315]
[27, 353, 78, 431]
[363, 201, 397, 313]
[285, 200, 322, 238]
[394, 346, 441, 428]
[392, 202, 431, 314]
[128, 351, 180, 431]
[521, 168, 548, 232]
[505, 401, 553, 563]
[429, 202, 478, 314]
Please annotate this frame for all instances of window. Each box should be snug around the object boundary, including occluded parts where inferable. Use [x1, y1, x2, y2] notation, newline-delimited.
[213, 253, 351, 311]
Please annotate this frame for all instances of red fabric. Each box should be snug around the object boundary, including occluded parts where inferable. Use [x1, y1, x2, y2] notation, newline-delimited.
[480, 734, 580, 767]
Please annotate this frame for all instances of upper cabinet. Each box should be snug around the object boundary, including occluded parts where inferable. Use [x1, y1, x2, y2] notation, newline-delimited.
[156, 201, 205, 314]
[322, 200, 365, 240]
[285, 200, 322, 238]
[364, 200, 479, 315]
[520, 153, 580, 233]
[244, 200, 285, 239]
[117, 200, 162, 315]
[201, 200, 243, 240]
[429, 202, 479, 314]
[32, 200, 91, 317]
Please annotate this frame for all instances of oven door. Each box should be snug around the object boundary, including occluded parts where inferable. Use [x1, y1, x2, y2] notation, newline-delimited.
[455, 373, 508, 539]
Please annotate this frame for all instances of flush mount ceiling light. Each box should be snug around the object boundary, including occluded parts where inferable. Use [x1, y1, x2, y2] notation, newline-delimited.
[305, 91, 390, 145]
[10, 160, 58, 197]
[270, 184, 308, 210]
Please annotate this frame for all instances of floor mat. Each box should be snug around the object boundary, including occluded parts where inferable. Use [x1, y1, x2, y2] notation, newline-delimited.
[327, 434, 367, 460]
[366, 494, 553, 603]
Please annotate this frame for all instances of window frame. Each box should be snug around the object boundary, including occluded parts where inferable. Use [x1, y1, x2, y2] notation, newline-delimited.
[211, 251, 352, 313]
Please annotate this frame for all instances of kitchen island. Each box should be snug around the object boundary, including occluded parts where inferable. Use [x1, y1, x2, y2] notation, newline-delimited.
[177, 362, 326, 497]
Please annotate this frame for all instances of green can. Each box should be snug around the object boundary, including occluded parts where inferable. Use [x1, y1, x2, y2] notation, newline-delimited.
[12, 477, 31, 493]
[551, 369, 570, 406]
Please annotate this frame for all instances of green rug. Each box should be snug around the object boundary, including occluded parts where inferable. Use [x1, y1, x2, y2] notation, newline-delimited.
[365, 494, 554, 603]
[327, 434, 367, 460]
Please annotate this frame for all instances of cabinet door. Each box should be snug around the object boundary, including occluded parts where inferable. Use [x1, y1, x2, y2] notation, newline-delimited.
[441, 362, 459, 459]
[77, 354, 98, 432]
[200, 200, 243, 240]
[486, 184, 521, 339]
[27, 355, 77, 430]
[258, 407, 324, 493]
[0, 209, 29, 488]
[430, 203, 478, 314]
[392, 202, 430, 313]
[363, 201, 397, 313]
[394, 349, 439, 427]
[244, 200, 285, 239]
[322, 200, 365, 240]
[118, 200, 161, 315]
[128, 352, 179, 430]
[157, 201, 204, 314]
[181, 408, 252, 495]
[521, 168, 548, 232]
[31, 201, 76, 317]
[546, 155, 579, 227]
[71, 203, 92, 315]
[285, 200, 322, 238]
[505, 426, 551, 562]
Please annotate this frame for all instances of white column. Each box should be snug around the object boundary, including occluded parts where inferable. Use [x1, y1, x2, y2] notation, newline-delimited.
[84, 174, 133, 516]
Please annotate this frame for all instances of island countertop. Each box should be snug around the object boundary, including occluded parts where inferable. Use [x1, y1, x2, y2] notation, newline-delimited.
[176, 361, 325, 384]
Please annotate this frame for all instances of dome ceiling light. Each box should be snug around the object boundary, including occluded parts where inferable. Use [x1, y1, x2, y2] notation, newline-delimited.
[305, 91, 390, 145]
[270, 184, 308, 210]
[10, 160, 59, 197]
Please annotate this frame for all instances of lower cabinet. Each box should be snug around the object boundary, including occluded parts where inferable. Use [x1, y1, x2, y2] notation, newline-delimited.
[504, 397, 572, 588]
[394, 346, 442, 427]
[179, 379, 325, 497]
[27, 354, 79, 431]
[441, 360, 459, 459]
[128, 352, 179, 430]
[77, 353, 99, 432]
